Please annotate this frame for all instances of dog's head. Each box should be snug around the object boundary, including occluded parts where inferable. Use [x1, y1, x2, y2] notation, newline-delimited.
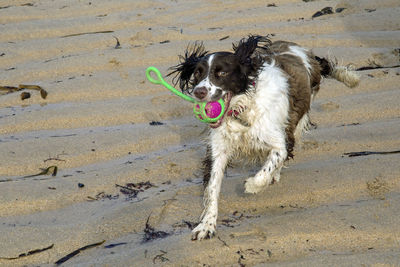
[168, 35, 271, 127]
[168, 35, 271, 101]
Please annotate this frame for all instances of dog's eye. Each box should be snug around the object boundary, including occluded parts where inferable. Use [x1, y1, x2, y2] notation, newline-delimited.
[217, 71, 228, 77]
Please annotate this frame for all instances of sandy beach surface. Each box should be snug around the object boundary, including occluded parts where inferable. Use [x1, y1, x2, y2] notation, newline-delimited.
[1, 0, 400, 266]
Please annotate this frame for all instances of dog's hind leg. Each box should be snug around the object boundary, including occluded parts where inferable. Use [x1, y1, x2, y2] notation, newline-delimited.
[294, 113, 311, 144]
[244, 146, 287, 194]
[192, 139, 229, 240]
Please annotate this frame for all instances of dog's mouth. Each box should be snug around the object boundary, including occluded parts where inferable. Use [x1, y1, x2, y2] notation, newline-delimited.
[209, 92, 232, 129]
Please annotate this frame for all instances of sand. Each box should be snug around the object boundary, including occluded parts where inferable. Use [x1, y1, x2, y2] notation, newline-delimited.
[0, 0, 399, 266]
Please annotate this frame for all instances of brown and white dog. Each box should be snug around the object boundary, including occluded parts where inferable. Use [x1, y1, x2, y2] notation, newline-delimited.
[168, 35, 359, 240]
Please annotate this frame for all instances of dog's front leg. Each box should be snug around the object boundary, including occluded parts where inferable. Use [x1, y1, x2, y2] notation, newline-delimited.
[192, 142, 228, 240]
[244, 146, 287, 194]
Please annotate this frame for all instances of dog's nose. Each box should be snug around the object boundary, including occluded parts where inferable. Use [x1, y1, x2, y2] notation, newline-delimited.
[194, 86, 208, 100]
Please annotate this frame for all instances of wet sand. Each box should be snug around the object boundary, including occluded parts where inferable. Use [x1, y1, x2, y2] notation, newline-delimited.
[0, 0, 399, 266]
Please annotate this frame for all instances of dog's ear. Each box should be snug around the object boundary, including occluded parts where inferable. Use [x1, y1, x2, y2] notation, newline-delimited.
[167, 42, 208, 93]
[233, 35, 271, 68]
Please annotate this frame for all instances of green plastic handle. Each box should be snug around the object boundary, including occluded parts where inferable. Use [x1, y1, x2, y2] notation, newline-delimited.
[145, 66, 225, 123]
[146, 66, 195, 103]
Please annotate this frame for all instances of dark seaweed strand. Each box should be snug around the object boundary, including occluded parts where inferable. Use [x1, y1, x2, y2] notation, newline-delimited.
[54, 240, 105, 265]
[167, 41, 209, 94]
[0, 244, 54, 260]
[142, 215, 170, 243]
[104, 242, 127, 249]
[356, 65, 400, 71]
[61, 31, 114, 38]
[344, 150, 400, 157]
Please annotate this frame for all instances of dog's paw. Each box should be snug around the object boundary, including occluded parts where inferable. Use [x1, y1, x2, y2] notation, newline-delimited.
[244, 177, 267, 194]
[191, 221, 216, 240]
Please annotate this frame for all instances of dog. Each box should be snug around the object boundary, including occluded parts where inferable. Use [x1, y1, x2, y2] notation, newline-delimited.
[168, 35, 359, 240]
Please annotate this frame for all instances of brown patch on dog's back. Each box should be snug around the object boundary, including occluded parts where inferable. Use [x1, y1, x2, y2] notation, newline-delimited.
[270, 41, 298, 53]
[275, 53, 314, 158]
[270, 41, 322, 97]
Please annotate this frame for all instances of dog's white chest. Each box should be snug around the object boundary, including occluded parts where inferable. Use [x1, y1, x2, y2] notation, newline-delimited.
[213, 112, 271, 162]
[210, 62, 291, 162]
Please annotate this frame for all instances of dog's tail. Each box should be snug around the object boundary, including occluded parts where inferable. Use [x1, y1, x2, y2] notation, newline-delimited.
[315, 56, 360, 88]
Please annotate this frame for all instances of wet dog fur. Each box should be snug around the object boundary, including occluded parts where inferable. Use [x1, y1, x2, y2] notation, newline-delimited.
[168, 35, 359, 240]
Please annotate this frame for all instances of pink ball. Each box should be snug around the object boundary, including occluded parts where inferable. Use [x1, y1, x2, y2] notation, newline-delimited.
[204, 101, 222, 118]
